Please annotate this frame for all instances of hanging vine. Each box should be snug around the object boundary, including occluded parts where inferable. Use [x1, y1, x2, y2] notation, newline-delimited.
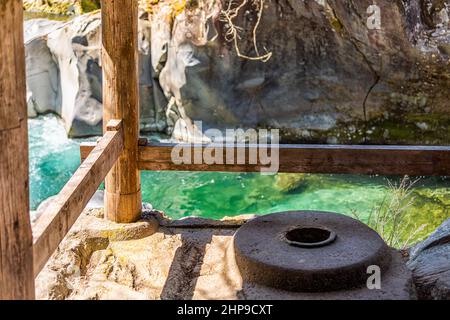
[141, 0, 272, 62]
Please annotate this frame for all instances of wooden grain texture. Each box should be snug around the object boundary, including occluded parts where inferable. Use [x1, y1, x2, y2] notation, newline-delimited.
[133, 143, 450, 176]
[81, 143, 450, 175]
[106, 119, 122, 131]
[102, 0, 141, 223]
[33, 123, 124, 277]
[80, 142, 98, 161]
[0, 0, 35, 300]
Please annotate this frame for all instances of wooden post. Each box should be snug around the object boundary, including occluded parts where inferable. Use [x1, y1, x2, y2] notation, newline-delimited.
[0, 0, 35, 299]
[101, 0, 142, 223]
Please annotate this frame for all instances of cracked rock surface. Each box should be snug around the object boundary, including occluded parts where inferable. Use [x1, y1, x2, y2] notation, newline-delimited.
[407, 218, 450, 300]
[24, 0, 450, 143]
[154, 0, 450, 144]
[35, 209, 413, 300]
[34, 209, 244, 300]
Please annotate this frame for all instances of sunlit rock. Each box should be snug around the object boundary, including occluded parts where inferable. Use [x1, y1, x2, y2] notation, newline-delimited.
[24, 0, 450, 143]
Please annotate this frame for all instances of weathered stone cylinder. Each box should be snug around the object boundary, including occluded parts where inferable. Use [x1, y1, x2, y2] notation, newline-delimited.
[234, 211, 393, 292]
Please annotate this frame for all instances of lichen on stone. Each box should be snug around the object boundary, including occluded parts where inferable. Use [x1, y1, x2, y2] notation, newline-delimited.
[140, 0, 190, 17]
[24, 0, 100, 16]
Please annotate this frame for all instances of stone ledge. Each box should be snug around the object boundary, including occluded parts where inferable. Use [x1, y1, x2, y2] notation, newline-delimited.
[35, 208, 417, 300]
[145, 209, 256, 229]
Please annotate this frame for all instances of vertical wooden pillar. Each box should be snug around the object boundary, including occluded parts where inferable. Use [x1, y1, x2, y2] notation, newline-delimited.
[102, 0, 142, 223]
[0, 0, 35, 299]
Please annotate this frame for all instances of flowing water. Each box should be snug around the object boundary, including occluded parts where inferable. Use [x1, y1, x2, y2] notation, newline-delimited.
[29, 115, 450, 243]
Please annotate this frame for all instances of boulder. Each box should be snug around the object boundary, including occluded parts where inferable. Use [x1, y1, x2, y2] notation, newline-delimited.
[24, 11, 167, 137]
[25, 14, 103, 136]
[25, 20, 62, 118]
[31, 190, 105, 223]
[407, 218, 450, 300]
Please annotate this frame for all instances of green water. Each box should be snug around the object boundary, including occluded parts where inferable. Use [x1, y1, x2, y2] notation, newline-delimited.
[29, 115, 82, 210]
[29, 115, 450, 242]
[140, 172, 390, 219]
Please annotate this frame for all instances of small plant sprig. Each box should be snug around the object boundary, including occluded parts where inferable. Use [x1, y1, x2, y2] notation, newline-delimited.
[352, 176, 428, 249]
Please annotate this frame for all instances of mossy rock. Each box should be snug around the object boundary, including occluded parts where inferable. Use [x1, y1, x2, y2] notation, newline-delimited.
[24, 0, 100, 16]
[274, 173, 308, 193]
[79, 0, 100, 13]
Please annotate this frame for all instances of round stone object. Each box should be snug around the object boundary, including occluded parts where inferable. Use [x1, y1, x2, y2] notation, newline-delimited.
[234, 211, 392, 292]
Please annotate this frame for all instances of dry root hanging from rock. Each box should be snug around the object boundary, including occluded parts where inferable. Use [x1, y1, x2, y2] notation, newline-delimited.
[219, 0, 272, 62]
[141, 0, 272, 62]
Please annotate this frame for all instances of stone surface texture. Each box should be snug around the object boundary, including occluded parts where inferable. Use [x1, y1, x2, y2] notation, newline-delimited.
[24, 11, 166, 137]
[35, 208, 414, 300]
[234, 211, 392, 292]
[24, 0, 450, 144]
[407, 218, 450, 300]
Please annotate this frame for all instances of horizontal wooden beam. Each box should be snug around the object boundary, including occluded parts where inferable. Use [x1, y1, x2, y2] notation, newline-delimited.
[33, 120, 124, 277]
[81, 141, 450, 176]
[137, 143, 450, 176]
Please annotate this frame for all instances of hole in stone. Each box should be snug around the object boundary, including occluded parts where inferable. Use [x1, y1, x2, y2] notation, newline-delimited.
[284, 227, 336, 248]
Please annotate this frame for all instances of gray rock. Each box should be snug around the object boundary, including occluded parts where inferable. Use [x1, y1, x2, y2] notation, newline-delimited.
[24, 12, 160, 137]
[26, 33, 61, 117]
[407, 219, 450, 300]
[140, 14, 168, 133]
[25, 1, 450, 143]
[86, 190, 104, 209]
[31, 195, 57, 223]
[154, 0, 450, 144]
[32, 190, 105, 223]
[47, 14, 103, 137]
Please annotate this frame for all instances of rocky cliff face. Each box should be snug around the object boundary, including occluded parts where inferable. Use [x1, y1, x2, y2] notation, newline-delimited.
[25, 11, 165, 136]
[25, 0, 450, 142]
[26, 14, 104, 136]
[155, 0, 450, 143]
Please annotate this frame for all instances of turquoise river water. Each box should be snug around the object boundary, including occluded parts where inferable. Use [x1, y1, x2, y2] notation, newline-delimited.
[29, 115, 450, 243]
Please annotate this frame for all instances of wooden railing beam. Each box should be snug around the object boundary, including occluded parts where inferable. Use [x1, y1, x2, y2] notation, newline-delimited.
[135, 143, 450, 176]
[79, 143, 450, 176]
[33, 121, 123, 277]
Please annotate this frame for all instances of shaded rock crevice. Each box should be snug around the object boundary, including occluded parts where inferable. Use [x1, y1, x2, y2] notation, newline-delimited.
[325, 1, 382, 132]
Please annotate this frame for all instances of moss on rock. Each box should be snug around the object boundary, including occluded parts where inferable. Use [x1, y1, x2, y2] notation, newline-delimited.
[275, 173, 308, 193]
[24, 0, 100, 16]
